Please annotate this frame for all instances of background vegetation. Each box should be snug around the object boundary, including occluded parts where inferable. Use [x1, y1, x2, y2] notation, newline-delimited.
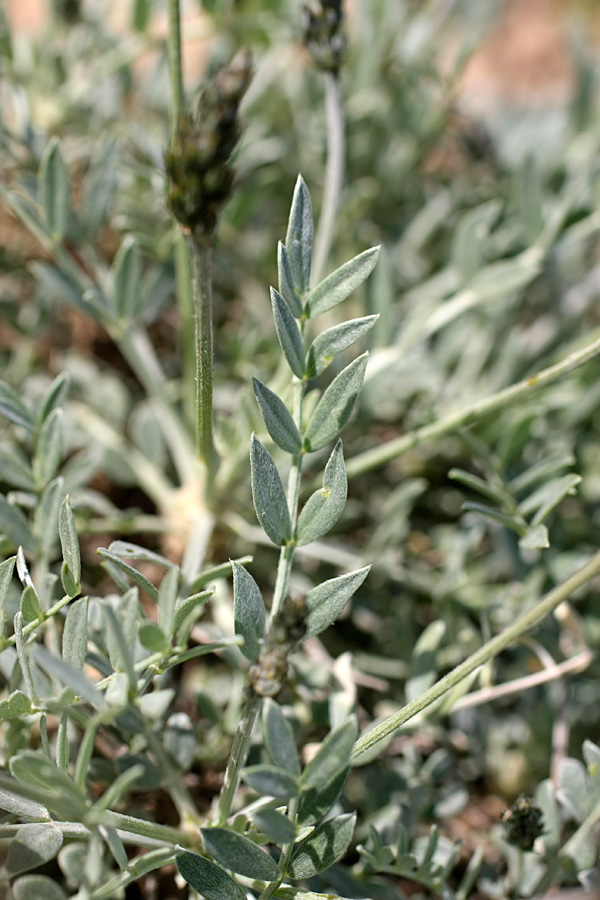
[1, 1, 600, 898]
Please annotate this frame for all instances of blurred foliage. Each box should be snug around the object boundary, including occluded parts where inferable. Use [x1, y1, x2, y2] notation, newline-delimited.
[1, 0, 600, 897]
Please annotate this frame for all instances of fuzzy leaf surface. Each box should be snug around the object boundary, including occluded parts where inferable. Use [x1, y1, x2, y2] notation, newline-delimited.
[252, 808, 296, 844]
[38, 138, 70, 241]
[0, 382, 34, 430]
[6, 824, 64, 877]
[97, 548, 158, 601]
[278, 241, 302, 317]
[271, 288, 306, 378]
[200, 827, 279, 881]
[287, 812, 356, 879]
[285, 175, 313, 297]
[303, 354, 368, 452]
[296, 440, 347, 546]
[305, 247, 379, 318]
[250, 435, 292, 545]
[12, 874, 68, 900]
[300, 717, 358, 791]
[298, 765, 350, 826]
[62, 597, 88, 669]
[111, 236, 142, 321]
[304, 566, 370, 639]
[34, 645, 104, 709]
[241, 764, 299, 799]
[33, 408, 63, 486]
[0, 556, 16, 624]
[0, 691, 32, 720]
[253, 379, 302, 454]
[0, 498, 35, 553]
[263, 698, 301, 775]
[232, 562, 266, 662]
[176, 852, 246, 900]
[58, 496, 81, 592]
[306, 315, 378, 377]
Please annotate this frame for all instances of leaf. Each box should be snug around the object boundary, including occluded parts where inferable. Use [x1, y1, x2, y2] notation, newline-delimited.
[525, 474, 582, 526]
[252, 808, 296, 844]
[102, 596, 137, 689]
[35, 478, 64, 558]
[241, 765, 299, 799]
[97, 548, 158, 601]
[173, 589, 213, 640]
[176, 852, 247, 900]
[263, 698, 301, 775]
[0, 555, 16, 626]
[62, 597, 88, 669]
[139, 623, 170, 654]
[0, 690, 32, 720]
[0, 787, 49, 821]
[59, 496, 81, 593]
[519, 524, 549, 551]
[285, 175, 313, 297]
[300, 717, 358, 792]
[278, 241, 302, 317]
[298, 766, 350, 826]
[305, 246, 380, 318]
[200, 827, 279, 881]
[33, 408, 63, 486]
[303, 567, 370, 639]
[164, 712, 196, 770]
[232, 562, 266, 663]
[271, 288, 306, 378]
[137, 688, 174, 720]
[6, 824, 64, 877]
[34, 645, 104, 709]
[0, 448, 35, 490]
[303, 354, 368, 452]
[111, 236, 142, 321]
[20, 586, 43, 623]
[287, 812, 356, 879]
[157, 566, 179, 639]
[108, 540, 174, 569]
[253, 379, 302, 455]
[296, 440, 347, 546]
[37, 372, 70, 429]
[13, 874, 68, 900]
[250, 435, 292, 546]
[0, 496, 35, 553]
[38, 138, 70, 241]
[306, 315, 378, 378]
[0, 381, 34, 430]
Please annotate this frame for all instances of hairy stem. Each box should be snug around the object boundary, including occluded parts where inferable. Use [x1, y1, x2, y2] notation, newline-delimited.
[313, 72, 345, 285]
[352, 547, 600, 760]
[216, 689, 261, 825]
[188, 236, 219, 491]
[345, 331, 600, 481]
[167, 0, 184, 138]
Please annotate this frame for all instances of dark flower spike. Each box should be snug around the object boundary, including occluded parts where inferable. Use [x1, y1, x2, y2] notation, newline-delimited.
[164, 49, 253, 239]
[501, 795, 544, 852]
[302, 0, 347, 76]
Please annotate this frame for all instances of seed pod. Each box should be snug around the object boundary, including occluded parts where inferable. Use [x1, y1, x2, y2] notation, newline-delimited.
[501, 795, 544, 851]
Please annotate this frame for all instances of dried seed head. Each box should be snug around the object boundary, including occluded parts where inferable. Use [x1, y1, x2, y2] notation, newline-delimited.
[501, 795, 544, 851]
[164, 49, 252, 239]
[302, 0, 346, 75]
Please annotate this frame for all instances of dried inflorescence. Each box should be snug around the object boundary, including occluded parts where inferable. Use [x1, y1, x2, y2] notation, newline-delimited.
[501, 795, 544, 851]
[164, 49, 253, 239]
[249, 595, 307, 698]
[302, 0, 347, 76]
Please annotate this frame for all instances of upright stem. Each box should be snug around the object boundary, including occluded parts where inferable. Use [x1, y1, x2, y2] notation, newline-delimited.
[188, 236, 219, 491]
[352, 547, 600, 761]
[313, 72, 345, 285]
[216, 689, 261, 825]
[167, 0, 184, 138]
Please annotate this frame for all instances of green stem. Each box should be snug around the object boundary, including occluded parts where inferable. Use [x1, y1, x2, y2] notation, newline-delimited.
[352, 547, 600, 761]
[176, 230, 197, 432]
[258, 796, 299, 900]
[95, 810, 193, 847]
[216, 689, 261, 825]
[345, 331, 600, 481]
[167, 0, 184, 138]
[313, 72, 345, 285]
[188, 236, 219, 490]
[88, 848, 176, 900]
